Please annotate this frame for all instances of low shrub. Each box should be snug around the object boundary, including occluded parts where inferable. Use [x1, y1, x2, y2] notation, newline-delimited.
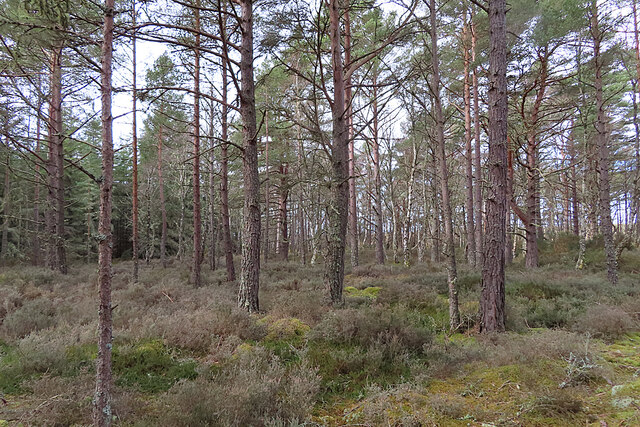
[309, 306, 432, 354]
[1, 298, 56, 339]
[572, 304, 636, 339]
[145, 304, 266, 354]
[165, 346, 319, 426]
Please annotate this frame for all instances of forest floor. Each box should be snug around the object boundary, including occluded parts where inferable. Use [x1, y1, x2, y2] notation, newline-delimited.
[1, 237, 639, 426]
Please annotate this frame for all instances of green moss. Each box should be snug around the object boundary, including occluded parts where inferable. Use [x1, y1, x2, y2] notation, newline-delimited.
[113, 339, 197, 393]
[258, 316, 311, 362]
[344, 286, 381, 299]
[261, 316, 310, 342]
[308, 341, 411, 403]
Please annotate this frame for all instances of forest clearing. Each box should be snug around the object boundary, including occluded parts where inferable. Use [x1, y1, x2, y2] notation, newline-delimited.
[1, 0, 640, 425]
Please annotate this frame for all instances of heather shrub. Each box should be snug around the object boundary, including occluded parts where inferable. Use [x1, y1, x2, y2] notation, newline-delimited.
[148, 304, 265, 353]
[208, 334, 244, 362]
[520, 295, 583, 328]
[343, 383, 427, 425]
[261, 290, 327, 325]
[572, 304, 636, 339]
[477, 330, 586, 366]
[527, 389, 583, 416]
[351, 264, 394, 278]
[0, 325, 94, 393]
[309, 305, 432, 354]
[1, 298, 56, 339]
[377, 282, 442, 311]
[0, 285, 21, 322]
[166, 346, 320, 426]
[16, 374, 93, 425]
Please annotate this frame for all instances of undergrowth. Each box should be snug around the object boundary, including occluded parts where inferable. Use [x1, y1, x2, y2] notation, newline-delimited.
[0, 243, 638, 425]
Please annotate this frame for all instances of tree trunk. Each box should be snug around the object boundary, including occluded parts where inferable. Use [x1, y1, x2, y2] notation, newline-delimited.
[1, 152, 9, 262]
[157, 117, 167, 269]
[192, 0, 202, 287]
[219, 21, 236, 281]
[237, 0, 261, 313]
[506, 147, 514, 265]
[372, 77, 385, 264]
[568, 128, 580, 236]
[402, 143, 417, 267]
[430, 0, 460, 330]
[46, 44, 67, 274]
[480, 0, 507, 333]
[463, 14, 476, 267]
[131, 1, 139, 282]
[591, 2, 618, 285]
[472, 13, 483, 266]
[523, 51, 548, 269]
[264, 111, 270, 263]
[324, 0, 349, 304]
[345, 7, 358, 269]
[278, 163, 289, 261]
[633, 0, 640, 241]
[32, 78, 43, 266]
[94, 1, 115, 424]
[209, 97, 217, 271]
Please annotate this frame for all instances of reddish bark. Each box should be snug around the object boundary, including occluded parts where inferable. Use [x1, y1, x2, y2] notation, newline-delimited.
[480, 0, 508, 333]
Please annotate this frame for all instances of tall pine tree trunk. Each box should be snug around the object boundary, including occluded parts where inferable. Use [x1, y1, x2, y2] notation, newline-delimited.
[278, 163, 289, 261]
[264, 112, 270, 263]
[1, 152, 9, 263]
[94, 1, 115, 423]
[372, 77, 385, 264]
[430, 0, 460, 330]
[157, 118, 167, 269]
[209, 98, 217, 271]
[192, 0, 202, 287]
[46, 44, 67, 274]
[325, 0, 349, 304]
[480, 0, 508, 333]
[237, 0, 261, 312]
[472, 13, 483, 266]
[131, 2, 139, 281]
[32, 78, 43, 266]
[345, 7, 358, 269]
[591, 2, 618, 285]
[463, 14, 476, 267]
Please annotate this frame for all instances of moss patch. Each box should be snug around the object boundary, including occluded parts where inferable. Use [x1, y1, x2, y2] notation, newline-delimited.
[344, 286, 381, 299]
[113, 340, 197, 393]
